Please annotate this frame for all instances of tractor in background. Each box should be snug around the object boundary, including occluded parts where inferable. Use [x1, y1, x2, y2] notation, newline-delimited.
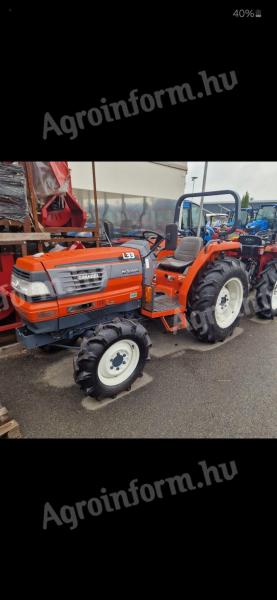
[227, 203, 277, 318]
[226, 206, 256, 230]
[245, 204, 277, 234]
[206, 213, 228, 227]
[175, 202, 253, 241]
[178, 200, 215, 242]
[208, 207, 256, 239]
[238, 207, 256, 229]
[239, 230, 277, 318]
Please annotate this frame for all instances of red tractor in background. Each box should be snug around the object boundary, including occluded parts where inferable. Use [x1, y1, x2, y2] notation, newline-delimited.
[239, 231, 277, 318]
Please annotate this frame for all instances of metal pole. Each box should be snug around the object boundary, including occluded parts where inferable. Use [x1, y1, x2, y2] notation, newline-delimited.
[23, 162, 41, 232]
[196, 161, 208, 236]
[92, 161, 100, 246]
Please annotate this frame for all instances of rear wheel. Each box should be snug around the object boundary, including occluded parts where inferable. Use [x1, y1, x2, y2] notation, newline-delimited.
[188, 257, 248, 342]
[256, 261, 277, 318]
[74, 319, 151, 399]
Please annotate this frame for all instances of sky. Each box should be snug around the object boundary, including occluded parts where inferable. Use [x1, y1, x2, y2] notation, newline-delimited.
[186, 162, 277, 201]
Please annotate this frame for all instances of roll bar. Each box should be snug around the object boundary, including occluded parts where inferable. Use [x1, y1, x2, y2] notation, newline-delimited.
[174, 190, 241, 234]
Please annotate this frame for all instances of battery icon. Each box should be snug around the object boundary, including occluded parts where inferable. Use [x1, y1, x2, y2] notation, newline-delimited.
[256, 9, 262, 17]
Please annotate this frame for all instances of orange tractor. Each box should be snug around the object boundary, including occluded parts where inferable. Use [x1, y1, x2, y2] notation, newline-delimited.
[11, 190, 248, 399]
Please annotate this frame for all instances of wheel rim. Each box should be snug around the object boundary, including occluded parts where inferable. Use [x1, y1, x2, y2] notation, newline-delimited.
[271, 281, 277, 310]
[97, 339, 140, 386]
[215, 277, 243, 329]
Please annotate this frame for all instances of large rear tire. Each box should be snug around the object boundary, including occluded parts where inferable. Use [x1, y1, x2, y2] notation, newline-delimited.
[256, 261, 277, 319]
[74, 319, 151, 399]
[188, 257, 248, 342]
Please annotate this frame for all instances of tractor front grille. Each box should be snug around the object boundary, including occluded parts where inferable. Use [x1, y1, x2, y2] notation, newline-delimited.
[49, 267, 106, 297]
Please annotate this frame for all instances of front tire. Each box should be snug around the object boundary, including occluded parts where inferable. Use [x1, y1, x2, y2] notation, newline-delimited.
[256, 261, 277, 319]
[188, 257, 248, 342]
[74, 319, 151, 399]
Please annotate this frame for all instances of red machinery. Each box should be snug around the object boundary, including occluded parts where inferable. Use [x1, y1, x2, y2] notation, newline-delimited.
[32, 162, 87, 228]
[0, 162, 87, 334]
[0, 253, 22, 332]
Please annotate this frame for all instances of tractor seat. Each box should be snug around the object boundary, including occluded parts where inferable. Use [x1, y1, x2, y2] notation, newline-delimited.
[158, 236, 203, 273]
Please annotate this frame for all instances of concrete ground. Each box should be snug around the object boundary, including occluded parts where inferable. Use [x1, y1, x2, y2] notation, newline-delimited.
[1, 316, 277, 438]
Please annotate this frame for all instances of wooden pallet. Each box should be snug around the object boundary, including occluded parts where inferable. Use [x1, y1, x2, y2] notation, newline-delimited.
[0, 407, 22, 438]
[0, 419, 21, 438]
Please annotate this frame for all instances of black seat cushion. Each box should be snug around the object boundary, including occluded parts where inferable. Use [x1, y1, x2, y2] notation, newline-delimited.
[158, 258, 194, 273]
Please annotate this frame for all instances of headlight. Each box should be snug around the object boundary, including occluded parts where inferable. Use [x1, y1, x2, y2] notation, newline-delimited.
[11, 274, 51, 298]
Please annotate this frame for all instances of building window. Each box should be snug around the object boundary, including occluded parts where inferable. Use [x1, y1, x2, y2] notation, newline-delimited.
[73, 189, 178, 233]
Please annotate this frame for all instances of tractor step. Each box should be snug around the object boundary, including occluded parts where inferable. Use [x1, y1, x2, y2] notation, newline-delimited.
[141, 293, 181, 319]
[152, 294, 179, 312]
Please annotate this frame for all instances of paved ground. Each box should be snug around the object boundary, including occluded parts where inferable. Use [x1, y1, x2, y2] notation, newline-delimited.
[1, 316, 277, 438]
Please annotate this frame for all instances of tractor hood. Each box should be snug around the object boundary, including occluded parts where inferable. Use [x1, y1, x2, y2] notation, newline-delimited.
[14, 246, 139, 272]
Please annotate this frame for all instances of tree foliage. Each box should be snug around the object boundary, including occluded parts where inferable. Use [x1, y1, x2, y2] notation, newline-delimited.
[241, 191, 250, 208]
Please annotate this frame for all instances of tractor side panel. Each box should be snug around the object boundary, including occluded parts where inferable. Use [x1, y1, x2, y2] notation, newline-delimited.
[154, 269, 185, 295]
[56, 276, 142, 319]
[258, 246, 277, 274]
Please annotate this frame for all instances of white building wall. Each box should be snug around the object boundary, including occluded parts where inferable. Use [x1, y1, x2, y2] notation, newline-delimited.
[68, 161, 187, 199]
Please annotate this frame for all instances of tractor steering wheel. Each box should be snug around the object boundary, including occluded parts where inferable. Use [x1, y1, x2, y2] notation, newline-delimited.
[142, 230, 163, 242]
[142, 230, 165, 256]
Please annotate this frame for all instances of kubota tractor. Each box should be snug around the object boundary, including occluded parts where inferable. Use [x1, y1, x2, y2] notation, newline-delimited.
[11, 190, 248, 399]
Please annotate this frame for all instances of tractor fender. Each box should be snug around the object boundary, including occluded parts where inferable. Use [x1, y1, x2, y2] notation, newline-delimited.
[178, 241, 240, 308]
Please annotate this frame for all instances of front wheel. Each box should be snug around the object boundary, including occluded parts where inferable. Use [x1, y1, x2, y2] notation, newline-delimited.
[74, 319, 151, 399]
[188, 257, 248, 342]
[256, 262, 277, 318]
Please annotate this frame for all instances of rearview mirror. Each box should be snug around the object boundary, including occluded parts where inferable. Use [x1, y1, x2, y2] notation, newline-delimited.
[165, 223, 178, 250]
[103, 220, 114, 240]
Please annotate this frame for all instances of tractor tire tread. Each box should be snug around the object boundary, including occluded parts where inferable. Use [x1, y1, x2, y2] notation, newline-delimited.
[188, 257, 248, 343]
[255, 261, 277, 319]
[74, 318, 151, 400]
